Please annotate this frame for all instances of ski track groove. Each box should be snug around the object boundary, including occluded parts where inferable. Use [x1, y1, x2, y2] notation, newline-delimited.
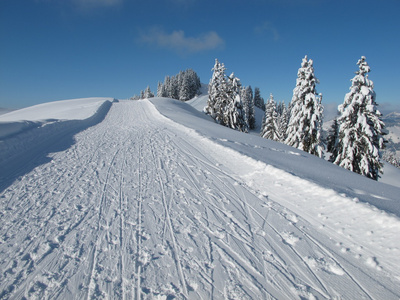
[135, 141, 142, 300]
[118, 148, 127, 300]
[150, 142, 189, 299]
[173, 127, 379, 299]
[246, 184, 385, 299]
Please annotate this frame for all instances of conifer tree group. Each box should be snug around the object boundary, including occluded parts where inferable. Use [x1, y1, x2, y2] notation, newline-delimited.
[257, 55, 385, 180]
[135, 54, 387, 181]
[204, 59, 249, 132]
[133, 69, 201, 101]
[157, 69, 201, 101]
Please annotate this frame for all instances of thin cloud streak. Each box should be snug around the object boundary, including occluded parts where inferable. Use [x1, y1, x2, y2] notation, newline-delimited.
[138, 28, 225, 54]
[75, 0, 123, 8]
[255, 21, 280, 41]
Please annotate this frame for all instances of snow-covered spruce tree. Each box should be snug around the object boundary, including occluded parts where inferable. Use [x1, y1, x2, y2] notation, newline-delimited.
[144, 86, 154, 98]
[241, 87, 250, 128]
[170, 76, 179, 99]
[163, 76, 171, 97]
[333, 56, 386, 180]
[205, 59, 228, 123]
[276, 100, 288, 142]
[261, 93, 281, 141]
[242, 86, 255, 130]
[254, 87, 265, 111]
[157, 82, 164, 97]
[185, 68, 201, 98]
[327, 117, 340, 162]
[205, 60, 247, 132]
[179, 73, 192, 101]
[225, 73, 248, 132]
[285, 55, 324, 157]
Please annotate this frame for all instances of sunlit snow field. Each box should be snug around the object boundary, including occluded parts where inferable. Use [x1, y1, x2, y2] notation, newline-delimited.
[0, 97, 399, 299]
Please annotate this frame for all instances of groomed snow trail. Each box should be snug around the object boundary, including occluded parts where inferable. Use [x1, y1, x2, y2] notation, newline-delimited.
[0, 100, 399, 299]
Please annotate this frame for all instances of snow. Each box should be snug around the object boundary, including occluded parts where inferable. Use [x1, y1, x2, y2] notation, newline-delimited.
[0, 97, 115, 139]
[0, 97, 400, 299]
[380, 162, 400, 187]
[0, 97, 114, 122]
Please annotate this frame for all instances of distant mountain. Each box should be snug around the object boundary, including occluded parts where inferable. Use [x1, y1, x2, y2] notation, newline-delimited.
[0, 107, 16, 116]
[383, 112, 400, 159]
[383, 111, 400, 127]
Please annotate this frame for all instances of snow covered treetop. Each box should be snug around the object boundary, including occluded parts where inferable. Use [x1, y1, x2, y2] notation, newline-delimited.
[356, 56, 371, 76]
[349, 56, 373, 91]
[295, 55, 319, 93]
[301, 55, 308, 68]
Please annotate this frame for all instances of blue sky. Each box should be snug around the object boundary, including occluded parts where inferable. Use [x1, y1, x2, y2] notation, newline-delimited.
[1, 0, 400, 114]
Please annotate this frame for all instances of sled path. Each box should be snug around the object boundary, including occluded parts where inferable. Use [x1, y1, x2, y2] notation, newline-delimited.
[0, 100, 399, 299]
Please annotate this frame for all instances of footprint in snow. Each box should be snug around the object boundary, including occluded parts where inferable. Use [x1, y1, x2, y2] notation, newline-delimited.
[306, 256, 345, 276]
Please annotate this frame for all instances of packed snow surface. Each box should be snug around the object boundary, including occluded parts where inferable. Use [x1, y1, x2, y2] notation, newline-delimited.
[0, 98, 114, 139]
[0, 98, 400, 299]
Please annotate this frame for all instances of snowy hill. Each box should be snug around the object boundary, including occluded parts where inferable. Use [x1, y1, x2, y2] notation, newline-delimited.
[0, 97, 115, 139]
[383, 111, 400, 158]
[0, 97, 400, 299]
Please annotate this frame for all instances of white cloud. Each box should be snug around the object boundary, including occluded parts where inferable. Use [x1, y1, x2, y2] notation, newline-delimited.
[255, 21, 280, 41]
[138, 28, 225, 54]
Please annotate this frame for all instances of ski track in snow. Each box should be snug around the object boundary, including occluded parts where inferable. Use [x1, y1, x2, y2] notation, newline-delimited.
[0, 100, 399, 299]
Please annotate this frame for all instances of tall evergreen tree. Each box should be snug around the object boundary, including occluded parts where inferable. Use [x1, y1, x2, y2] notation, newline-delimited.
[327, 117, 340, 162]
[254, 87, 265, 111]
[246, 86, 256, 129]
[144, 86, 154, 98]
[179, 73, 191, 101]
[276, 100, 288, 142]
[261, 94, 281, 141]
[157, 82, 163, 97]
[333, 56, 386, 180]
[205, 59, 228, 123]
[170, 76, 179, 99]
[285, 55, 324, 157]
[241, 87, 250, 128]
[226, 73, 248, 132]
[241, 86, 256, 129]
[185, 68, 201, 97]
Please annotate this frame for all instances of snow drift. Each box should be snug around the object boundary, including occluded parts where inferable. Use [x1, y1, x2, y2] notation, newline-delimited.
[0, 97, 115, 139]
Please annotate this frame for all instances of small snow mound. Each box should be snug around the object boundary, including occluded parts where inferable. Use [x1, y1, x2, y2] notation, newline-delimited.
[366, 256, 382, 270]
[282, 231, 300, 246]
[327, 263, 345, 276]
[138, 248, 151, 266]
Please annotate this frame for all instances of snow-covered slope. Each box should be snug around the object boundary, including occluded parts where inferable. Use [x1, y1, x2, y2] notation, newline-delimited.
[0, 98, 399, 299]
[192, 93, 400, 188]
[0, 97, 115, 139]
